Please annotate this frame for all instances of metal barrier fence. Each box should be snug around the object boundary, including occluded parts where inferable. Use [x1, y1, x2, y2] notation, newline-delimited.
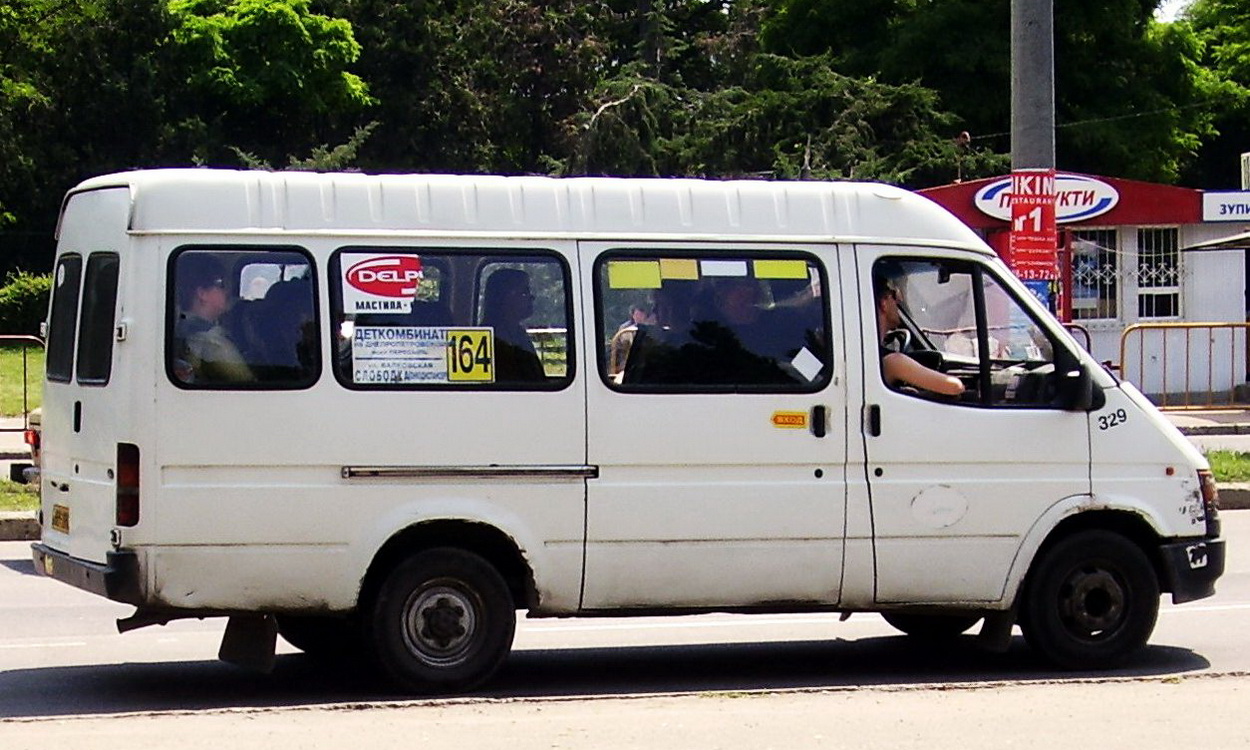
[1118, 322, 1250, 410]
[0, 335, 44, 432]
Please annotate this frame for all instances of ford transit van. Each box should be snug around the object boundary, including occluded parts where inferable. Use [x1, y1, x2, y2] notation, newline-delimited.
[31, 170, 1224, 693]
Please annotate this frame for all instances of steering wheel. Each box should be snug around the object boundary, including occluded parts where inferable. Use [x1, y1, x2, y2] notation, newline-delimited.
[883, 328, 912, 352]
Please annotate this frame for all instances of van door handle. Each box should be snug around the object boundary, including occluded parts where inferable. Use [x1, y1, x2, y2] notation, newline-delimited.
[811, 405, 827, 438]
[867, 404, 881, 437]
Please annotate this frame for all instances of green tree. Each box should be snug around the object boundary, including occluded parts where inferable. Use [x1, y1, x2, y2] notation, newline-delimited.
[1182, 0, 1250, 187]
[565, 52, 1007, 184]
[167, 0, 373, 165]
[760, 0, 1220, 184]
[320, 0, 612, 174]
[558, 1, 1002, 184]
[0, 0, 177, 252]
[0, 0, 374, 262]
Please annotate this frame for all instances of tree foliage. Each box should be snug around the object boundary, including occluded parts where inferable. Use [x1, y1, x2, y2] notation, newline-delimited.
[2, 0, 1250, 272]
[565, 55, 1007, 184]
[1183, 0, 1250, 187]
[761, 0, 1223, 182]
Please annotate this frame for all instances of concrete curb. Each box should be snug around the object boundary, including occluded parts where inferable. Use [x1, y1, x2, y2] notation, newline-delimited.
[0, 511, 38, 542]
[1176, 425, 1250, 436]
[1216, 484, 1250, 511]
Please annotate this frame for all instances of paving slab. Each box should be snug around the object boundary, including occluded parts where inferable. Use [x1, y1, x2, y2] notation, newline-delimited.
[1164, 409, 1250, 435]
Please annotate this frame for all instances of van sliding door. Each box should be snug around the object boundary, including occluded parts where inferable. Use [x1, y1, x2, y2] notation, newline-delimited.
[581, 242, 848, 610]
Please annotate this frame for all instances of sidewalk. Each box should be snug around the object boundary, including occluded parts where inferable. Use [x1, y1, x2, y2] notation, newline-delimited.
[3, 412, 1248, 542]
[1162, 408, 1250, 436]
[0, 416, 30, 461]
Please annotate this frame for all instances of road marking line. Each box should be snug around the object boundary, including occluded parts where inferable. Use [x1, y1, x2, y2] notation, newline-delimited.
[522, 617, 863, 634]
[523, 605, 1250, 634]
[1161, 603, 1250, 614]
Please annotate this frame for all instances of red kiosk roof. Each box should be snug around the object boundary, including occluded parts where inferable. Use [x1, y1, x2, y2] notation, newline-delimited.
[919, 172, 1202, 229]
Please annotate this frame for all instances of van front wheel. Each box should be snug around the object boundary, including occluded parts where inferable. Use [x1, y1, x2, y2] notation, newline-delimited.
[1020, 530, 1159, 669]
[370, 548, 515, 694]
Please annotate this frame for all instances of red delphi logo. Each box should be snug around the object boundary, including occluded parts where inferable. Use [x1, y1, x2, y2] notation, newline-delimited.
[346, 256, 423, 297]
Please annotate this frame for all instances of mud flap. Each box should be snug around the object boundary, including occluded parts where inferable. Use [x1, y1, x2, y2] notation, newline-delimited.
[218, 615, 278, 672]
[977, 610, 1016, 653]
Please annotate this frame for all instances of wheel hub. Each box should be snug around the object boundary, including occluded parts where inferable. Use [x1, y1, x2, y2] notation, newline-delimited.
[1060, 567, 1126, 636]
[403, 585, 478, 665]
[421, 596, 467, 646]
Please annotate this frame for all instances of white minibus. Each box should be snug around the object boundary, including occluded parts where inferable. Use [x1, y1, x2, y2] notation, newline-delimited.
[31, 170, 1224, 693]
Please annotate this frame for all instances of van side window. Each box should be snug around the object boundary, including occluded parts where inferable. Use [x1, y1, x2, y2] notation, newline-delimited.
[167, 248, 319, 389]
[76, 253, 121, 385]
[331, 249, 573, 390]
[596, 253, 830, 392]
[46, 254, 83, 383]
[874, 257, 1068, 408]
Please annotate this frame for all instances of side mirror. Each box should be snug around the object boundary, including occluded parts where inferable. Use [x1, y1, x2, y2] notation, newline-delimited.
[1057, 362, 1105, 412]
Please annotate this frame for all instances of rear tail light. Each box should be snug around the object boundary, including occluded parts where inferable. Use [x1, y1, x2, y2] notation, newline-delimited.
[23, 429, 39, 449]
[116, 443, 140, 527]
[1198, 469, 1221, 538]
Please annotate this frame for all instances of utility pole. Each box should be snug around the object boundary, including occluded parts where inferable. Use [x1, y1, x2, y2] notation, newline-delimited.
[1009, 0, 1060, 313]
[1011, 0, 1055, 169]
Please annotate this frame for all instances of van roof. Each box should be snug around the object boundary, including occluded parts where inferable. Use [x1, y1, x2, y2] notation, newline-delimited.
[66, 169, 991, 251]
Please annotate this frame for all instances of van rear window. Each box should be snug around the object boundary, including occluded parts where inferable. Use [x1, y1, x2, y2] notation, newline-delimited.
[167, 247, 320, 389]
[76, 253, 120, 385]
[46, 254, 83, 383]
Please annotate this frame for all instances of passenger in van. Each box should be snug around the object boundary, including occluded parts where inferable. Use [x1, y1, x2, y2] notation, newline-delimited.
[704, 276, 805, 383]
[173, 255, 255, 384]
[874, 272, 964, 397]
[608, 301, 656, 380]
[245, 278, 316, 378]
[482, 268, 546, 382]
[617, 303, 653, 333]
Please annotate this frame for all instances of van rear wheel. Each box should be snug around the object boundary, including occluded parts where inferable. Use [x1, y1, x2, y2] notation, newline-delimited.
[1020, 530, 1159, 669]
[369, 548, 515, 694]
[882, 613, 981, 640]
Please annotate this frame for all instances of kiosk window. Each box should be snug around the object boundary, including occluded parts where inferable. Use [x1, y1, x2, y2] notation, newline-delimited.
[167, 248, 319, 389]
[597, 253, 830, 392]
[330, 249, 572, 390]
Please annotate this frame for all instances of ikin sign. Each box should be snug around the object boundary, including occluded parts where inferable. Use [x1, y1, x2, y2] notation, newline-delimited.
[975, 173, 1119, 224]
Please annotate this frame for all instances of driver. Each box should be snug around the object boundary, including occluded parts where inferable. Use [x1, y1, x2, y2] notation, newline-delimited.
[874, 270, 965, 397]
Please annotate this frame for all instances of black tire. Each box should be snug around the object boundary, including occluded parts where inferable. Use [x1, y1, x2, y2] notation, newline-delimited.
[275, 614, 362, 659]
[369, 547, 515, 694]
[1020, 530, 1159, 669]
[882, 612, 981, 640]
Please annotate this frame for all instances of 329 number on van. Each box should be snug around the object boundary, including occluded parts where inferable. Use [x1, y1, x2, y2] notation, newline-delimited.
[1098, 408, 1128, 431]
[446, 329, 495, 382]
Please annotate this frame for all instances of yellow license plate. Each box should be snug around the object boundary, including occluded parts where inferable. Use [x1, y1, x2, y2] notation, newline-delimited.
[51, 504, 70, 534]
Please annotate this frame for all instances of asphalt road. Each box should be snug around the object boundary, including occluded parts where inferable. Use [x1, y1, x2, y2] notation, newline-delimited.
[1, 512, 1247, 720]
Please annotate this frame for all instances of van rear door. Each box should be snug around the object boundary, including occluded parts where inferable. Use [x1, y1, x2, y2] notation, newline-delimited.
[40, 187, 128, 565]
